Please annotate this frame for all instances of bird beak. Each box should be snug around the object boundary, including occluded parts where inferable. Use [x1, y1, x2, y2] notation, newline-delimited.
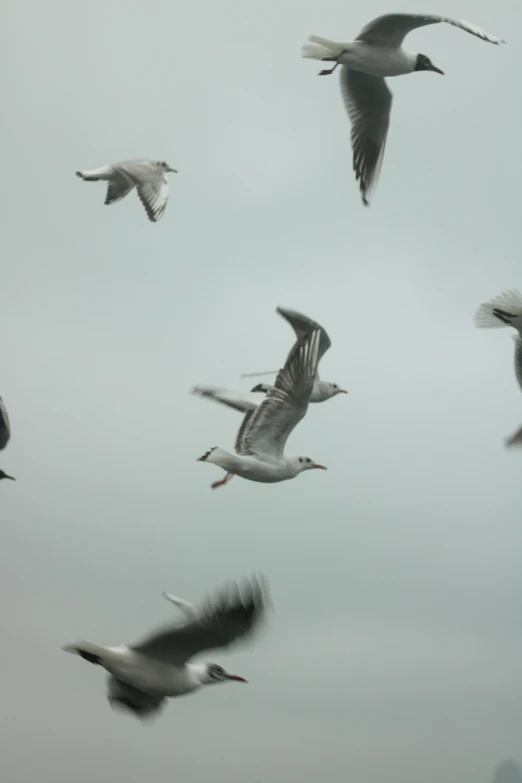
[168, 167, 178, 173]
[2, 473, 15, 480]
[429, 64, 444, 75]
[226, 673, 248, 683]
[312, 463, 327, 470]
[338, 389, 348, 394]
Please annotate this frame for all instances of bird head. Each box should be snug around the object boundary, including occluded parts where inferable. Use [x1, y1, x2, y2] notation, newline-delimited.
[157, 160, 178, 173]
[414, 53, 444, 75]
[296, 457, 327, 473]
[323, 382, 348, 399]
[0, 469, 15, 481]
[203, 663, 248, 686]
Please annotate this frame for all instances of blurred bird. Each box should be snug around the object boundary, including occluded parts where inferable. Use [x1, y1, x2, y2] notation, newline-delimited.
[0, 396, 15, 481]
[76, 159, 178, 222]
[475, 289, 522, 447]
[61, 574, 271, 721]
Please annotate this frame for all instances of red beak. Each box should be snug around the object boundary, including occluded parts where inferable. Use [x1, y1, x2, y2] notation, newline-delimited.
[226, 674, 248, 683]
[338, 389, 348, 394]
[312, 464, 327, 470]
[430, 64, 444, 75]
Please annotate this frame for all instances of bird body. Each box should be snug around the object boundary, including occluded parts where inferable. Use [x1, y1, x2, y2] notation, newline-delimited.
[196, 329, 327, 489]
[76, 158, 178, 222]
[61, 576, 269, 719]
[302, 13, 505, 205]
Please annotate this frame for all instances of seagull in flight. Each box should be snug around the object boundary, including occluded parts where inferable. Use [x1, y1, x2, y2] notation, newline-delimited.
[475, 289, 522, 448]
[0, 396, 15, 482]
[241, 306, 347, 403]
[76, 159, 178, 222]
[196, 329, 327, 489]
[302, 13, 505, 205]
[61, 574, 270, 721]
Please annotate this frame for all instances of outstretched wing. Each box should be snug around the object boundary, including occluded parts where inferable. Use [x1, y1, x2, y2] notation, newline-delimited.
[236, 329, 321, 459]
[356, 13, 504, 47]
[106, 675, 167, 719]
[277, 306, 332, 368]
[191, 385, 259, 414]
[0, 396, 11, 451]
[131, 574, 270, 666]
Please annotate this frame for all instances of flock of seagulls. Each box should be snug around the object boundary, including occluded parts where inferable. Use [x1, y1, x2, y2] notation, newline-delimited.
[2, 10, 517, 723]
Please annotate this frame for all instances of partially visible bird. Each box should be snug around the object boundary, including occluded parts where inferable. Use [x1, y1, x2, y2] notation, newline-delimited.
[75, 159, 178, 222]
[301, 13, 505, 205]
[475, 289, 522, 447]
[61, 574, 271, 721]
[196, 329, 327, 490]
[241, 306, 347, 403]
[0, 396, 15, 481]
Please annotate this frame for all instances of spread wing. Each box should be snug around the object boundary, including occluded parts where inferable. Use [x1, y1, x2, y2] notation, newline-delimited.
[104, 173, 135, 206]
[137, 176, 170, 222]
[514, 336, 522, 393]
[236, 329, 321, 459]
[356, 13, 505, 47]
[340, 67, 392, 207]
[0, 396, 10, 451]
[191, 386, 259, 414]
[130, 574, 270, 666]
[106, 675, 167, 719]
[277, 307, 332, 370]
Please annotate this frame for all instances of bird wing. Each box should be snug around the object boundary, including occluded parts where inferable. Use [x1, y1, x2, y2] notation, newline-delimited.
[136, 175, 170, 222]
[514, 336, 522, 393]
[131, 575, 270, 666]
[0, 396, 10, 451]
[505, 425, 522, 449]
[340, 67, 392, 206]
[106, 675, 167, 719]
[236, 329, 320, 459]
[355, 13, 504, 47]
[162, 591, 199, 620]
[191, 385, 259, 414]
[104, 172, 135, 206]
[277, 307, 332, 371]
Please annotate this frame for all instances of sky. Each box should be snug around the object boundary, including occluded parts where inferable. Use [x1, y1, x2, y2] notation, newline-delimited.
[1, 0, 521, 781]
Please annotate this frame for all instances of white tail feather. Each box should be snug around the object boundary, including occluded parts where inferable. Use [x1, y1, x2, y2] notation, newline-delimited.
[474, 289, 522, 330]
[301, 35, 345, 61]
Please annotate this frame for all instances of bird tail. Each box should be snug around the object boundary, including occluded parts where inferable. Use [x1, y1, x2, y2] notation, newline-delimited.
[250, 383, 271, 394]
[474, 290, 522, 331]
[60, 640, 105, 664]
[301, 35, 346, 60]
[75, 166, 112, 181]
[196, 446, 239, 471]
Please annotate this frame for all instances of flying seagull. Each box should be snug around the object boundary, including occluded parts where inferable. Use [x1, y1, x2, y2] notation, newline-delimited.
[61, 574, 270, 721]
[475, 289, 522, 447]
[196, 329, 327, 489]
[75, 159, 178, 222]
[241, 306, 347, 402]
[0, 396, 15, 481]
[301, 13, 505, 205]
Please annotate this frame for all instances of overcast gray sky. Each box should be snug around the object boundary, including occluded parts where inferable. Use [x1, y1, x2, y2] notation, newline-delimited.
[1, 0, 521, 781]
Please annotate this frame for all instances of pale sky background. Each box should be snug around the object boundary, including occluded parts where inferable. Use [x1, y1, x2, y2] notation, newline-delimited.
[1, 0, 521, 781]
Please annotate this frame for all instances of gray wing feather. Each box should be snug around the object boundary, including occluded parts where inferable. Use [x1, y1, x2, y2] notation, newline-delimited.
[104, 174, 135, 206]
[340, 67, 392, 206]
[0, 397, 10, 451]
[191, 386, 259, 415]
[237, 329, 321, 459]
[277, 306, 332, 365]
[106, 675, 166, 719]
[130, 574, 270, 665]
[514, 337, 522, 393]
[356, 13, 505, 47]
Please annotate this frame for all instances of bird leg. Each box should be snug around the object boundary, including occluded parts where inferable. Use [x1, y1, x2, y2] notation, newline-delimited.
[210, 472, 235, 490]
[318, 60, 340, 76]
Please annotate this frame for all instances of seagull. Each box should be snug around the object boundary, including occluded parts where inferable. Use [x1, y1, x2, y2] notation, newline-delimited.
[241, 306, 347, 403]
[475, 289, 522, 447]
[301, 13, 505, 205]
[61, 574, 270, 721]
[0, 396, 15, 481]
[196, 329, 327, 490]
[75, 159, 178, 222]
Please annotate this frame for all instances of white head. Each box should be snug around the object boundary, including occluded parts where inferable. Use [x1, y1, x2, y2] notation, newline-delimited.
[293, 456, 328, 474]
[194, 663, 248, 686]
[155, 160, 178, 174]
[312, 380, 347, 403]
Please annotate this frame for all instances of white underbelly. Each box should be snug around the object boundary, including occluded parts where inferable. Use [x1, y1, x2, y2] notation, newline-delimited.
[340, 43, 412, 77]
